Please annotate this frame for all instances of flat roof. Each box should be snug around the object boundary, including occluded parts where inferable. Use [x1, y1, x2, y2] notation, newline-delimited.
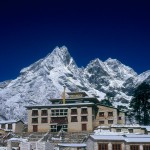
[58, 143, 86, 147]
[26, 103, 95, 109]
[90, 135, 124, 141]
[49, 97, 100, 103]
[0, 120, 23, 124]
[111, 124, 140, 128]
[90, 134, 150, 143]
[67, 92, 88, 96]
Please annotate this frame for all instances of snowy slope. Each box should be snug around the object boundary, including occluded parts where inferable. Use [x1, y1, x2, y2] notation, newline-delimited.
[0, 46, 149, 121]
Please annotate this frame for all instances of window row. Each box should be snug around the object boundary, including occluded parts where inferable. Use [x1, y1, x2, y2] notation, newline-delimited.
[116, 128, 133, 133]
[0, 124, 12, 129]
[71, 116, 88, 122]
[32, 116, 88, 123]
[32, 118, 48, 123]
[32, 110, 48, 116]
[32, 108, 88, 116]
[99, 112, 113, 117]
[99, 120, 113, 124]
[98, 144, 149, 150]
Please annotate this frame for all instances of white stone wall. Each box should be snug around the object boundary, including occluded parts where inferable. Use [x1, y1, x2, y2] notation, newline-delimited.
[86, 138, 94, 150]
[20, 142, 55, 150]
[20, 142, 31, 150]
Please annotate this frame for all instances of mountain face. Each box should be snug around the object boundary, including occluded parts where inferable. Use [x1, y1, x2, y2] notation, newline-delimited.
[0, 46, 149, 121]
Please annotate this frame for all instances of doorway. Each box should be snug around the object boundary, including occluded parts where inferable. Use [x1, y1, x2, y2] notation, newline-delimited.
[33, 125, 38, 132]
[57, 125, 62, 132]
[82, 124, 87, 131]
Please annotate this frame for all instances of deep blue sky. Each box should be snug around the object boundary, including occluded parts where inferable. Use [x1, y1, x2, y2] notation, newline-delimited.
[0, 0, 150, 82]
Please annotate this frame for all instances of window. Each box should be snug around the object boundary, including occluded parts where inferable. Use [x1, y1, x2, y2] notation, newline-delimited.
[108, 120, 113, 124]
[81, 116, 88, 122]
[51, 109, 68, 116]
[99, 112, 104, 117]
[98, 144, 108, 150]
[71, 109, 77, 115]
[51, 125, 57, 132]
[143, 145, 150, 150]
[116, 129, 121, 132]
[99, 121, 104, 124]
[130, 145, 139, 150]
[41, 118, 48, 123]
[128, 129, 133, 133]
[108, 112, 113, 116]
[71, 116, 78, 122]
[112, 144, 121, 150]
[32, 110, 38, 116]
[81, 108, 88, 114]
[32, 118, 38, 123]
[41, 110, 48, 116]
[8, 124, 12, 129]
[62, 124, 68, 132]
[1, 124, 5, 129]
[118, 117, 121, 120]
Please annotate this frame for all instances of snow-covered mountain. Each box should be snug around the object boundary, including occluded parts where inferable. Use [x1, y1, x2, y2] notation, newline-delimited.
[0, 46, 149, 120]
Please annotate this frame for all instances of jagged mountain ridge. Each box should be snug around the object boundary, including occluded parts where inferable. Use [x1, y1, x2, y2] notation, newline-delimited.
[0, 46, 149, 120]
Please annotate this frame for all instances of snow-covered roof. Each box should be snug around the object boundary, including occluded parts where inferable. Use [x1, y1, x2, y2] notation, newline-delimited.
[89, 134, 150, 143]
[124, 134, 150, 138]
[91, 135, 124, 141]
[0, 120, 23, 124]
[111, 124, 140, 128]
[141, 126, 150, 131]
[7, 138, 27, 142]
[58, 143, 86, 147]
[125, 138, 150, 143]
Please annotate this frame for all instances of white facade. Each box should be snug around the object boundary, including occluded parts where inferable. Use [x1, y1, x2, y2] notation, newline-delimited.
[86, 134, 150, 150]
[0, 120, 24, 133]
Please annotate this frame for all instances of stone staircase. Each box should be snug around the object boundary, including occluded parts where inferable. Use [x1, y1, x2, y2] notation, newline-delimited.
[21, 131, 91, 145]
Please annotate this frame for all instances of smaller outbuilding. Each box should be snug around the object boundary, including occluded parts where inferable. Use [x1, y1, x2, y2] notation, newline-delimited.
[86, 133, 150, 150]
[0, 120, 24, 134]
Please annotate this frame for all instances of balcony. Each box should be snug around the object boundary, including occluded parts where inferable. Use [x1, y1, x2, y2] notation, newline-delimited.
[50, 117, 68, 124]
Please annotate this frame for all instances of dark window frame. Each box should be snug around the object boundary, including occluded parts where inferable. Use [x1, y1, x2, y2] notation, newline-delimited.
[1, 124, 5, 129]
[143, 145, 150, 150]
[8, 124, 12, 129]
[81, 108, 88, 114]
[130, 145, 139, 150]
[32, 110, 38, 116]
[108, 120, 113, 124]
[112, 144, 122, 150]
[98, 143, 108, 150]
[71, 116, 78, 122]
[41, 117, 48, 123]
[99, 112, 104, 117]
[41, 110, 48, 116]
[108, 112, 113, 116]
[32, 118, 38, 123]
[71, 109, 77, 115]
[99, 121, 104, 124]
[81, 116, 88, 122]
